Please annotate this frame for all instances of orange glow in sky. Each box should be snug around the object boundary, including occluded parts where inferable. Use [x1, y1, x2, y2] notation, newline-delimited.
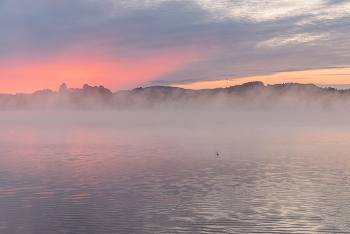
[1, 48, 350, 94]
[175, 67, 350, 90]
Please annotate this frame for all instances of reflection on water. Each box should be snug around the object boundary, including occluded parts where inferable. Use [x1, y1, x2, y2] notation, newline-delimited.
[1, 111, 350, 233]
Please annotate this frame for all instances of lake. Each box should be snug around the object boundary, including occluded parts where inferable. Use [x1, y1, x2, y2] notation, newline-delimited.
[1, 110, 350, 233]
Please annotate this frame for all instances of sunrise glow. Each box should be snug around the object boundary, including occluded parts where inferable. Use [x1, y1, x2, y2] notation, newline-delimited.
[0, 0, 349, 93]
[175, 67, 350, 90]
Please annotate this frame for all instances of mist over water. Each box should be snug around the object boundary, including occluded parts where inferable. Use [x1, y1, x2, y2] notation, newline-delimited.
[1, 0, 350, 230]
[1, 87, 350, 233]
[3, 82, 350, 112]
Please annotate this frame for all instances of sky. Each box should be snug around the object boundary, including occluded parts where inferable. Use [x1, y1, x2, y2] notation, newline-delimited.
[0, 0, 350, 94]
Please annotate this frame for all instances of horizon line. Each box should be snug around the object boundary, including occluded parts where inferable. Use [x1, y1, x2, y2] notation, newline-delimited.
[2, 81, 350, 95]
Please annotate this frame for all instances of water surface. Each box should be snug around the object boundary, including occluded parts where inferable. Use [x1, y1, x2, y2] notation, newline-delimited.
[1, 110, 350, 233]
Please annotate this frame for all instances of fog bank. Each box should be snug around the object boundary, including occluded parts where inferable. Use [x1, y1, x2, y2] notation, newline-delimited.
[2, 82, 350, 112]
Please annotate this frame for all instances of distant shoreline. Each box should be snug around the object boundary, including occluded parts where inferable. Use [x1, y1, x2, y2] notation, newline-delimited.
[2, 81, 350, 110]
[2, 81, 350, 96]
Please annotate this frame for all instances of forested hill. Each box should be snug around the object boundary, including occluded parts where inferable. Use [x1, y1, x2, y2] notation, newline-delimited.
[1, 82, 350, 110]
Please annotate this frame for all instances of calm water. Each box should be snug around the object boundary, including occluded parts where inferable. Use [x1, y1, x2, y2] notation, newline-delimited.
[1, 110, 350, 233]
